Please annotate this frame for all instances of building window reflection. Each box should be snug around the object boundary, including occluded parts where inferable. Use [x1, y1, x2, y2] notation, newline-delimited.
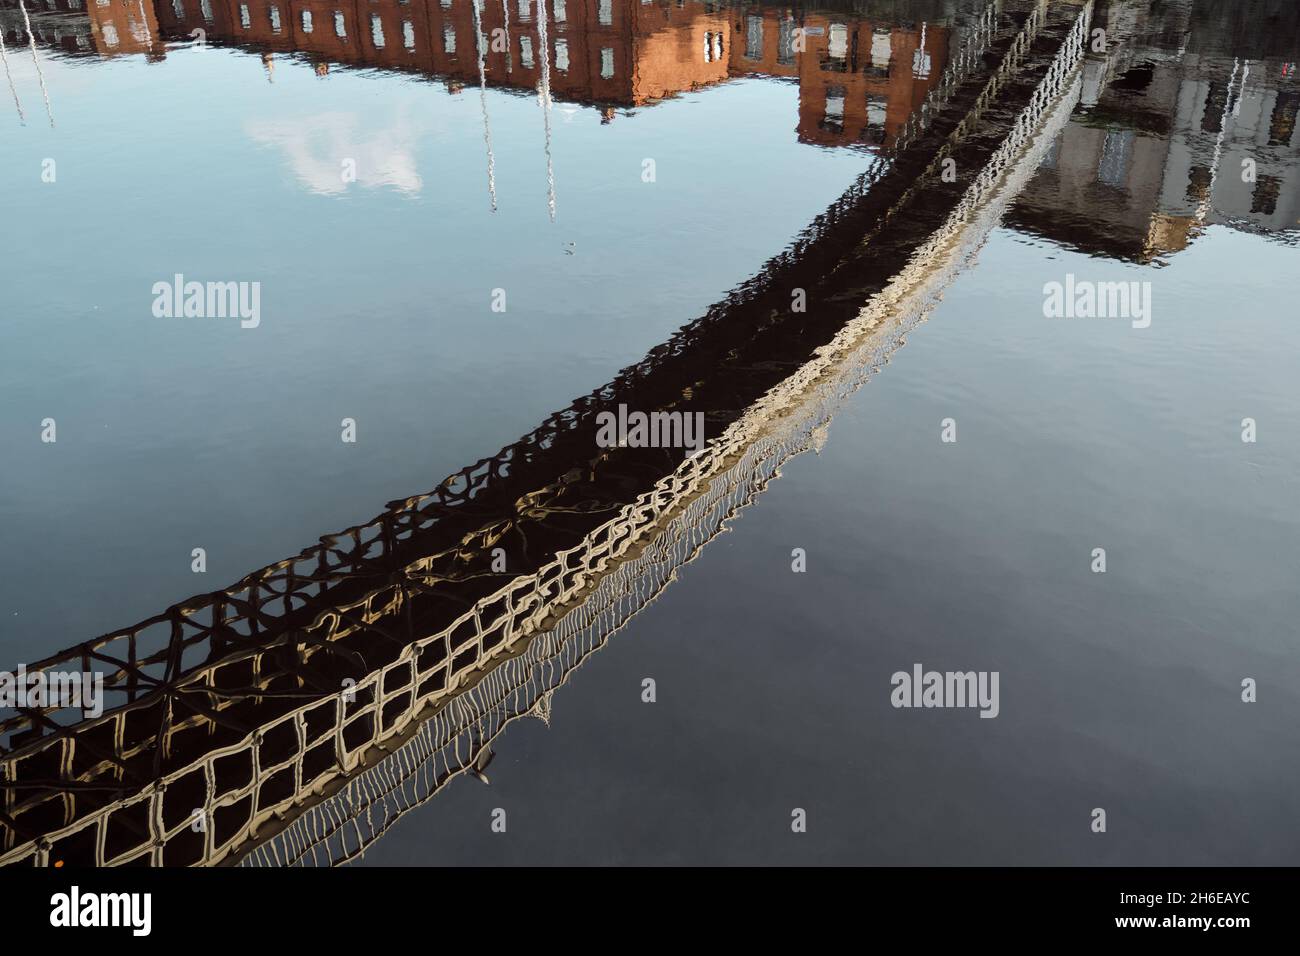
[301, 10, 313, 33]
[239, 3, 250, 29]
[1251, 175, 1281, 215]
[555, 37, 568, 72]
[1186, 165, 1212, 202]
[823, 23, 848, 72]
[865, 93, 886, 144]
[777, 16, 795, 66]
[704, 31, 723, 64]
[1097, 128, 1134, 187]
[600, 46, 613, 79]
[1268, 92, 1298, 146]
[403, 20, 415, 50]
[868, 29, 891, 76]
[829, 24, 848, 59]
[1201, 82, 1228, 133]
[334, 11, 346, 39]
[371, 13, 384, 48]
[744, 15, 762, 61]
[822, 85, 845, 133]
[912, 39, 931, 78]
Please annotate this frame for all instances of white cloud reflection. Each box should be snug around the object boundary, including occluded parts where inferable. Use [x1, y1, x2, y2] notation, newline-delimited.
[246, 108, 424, 196]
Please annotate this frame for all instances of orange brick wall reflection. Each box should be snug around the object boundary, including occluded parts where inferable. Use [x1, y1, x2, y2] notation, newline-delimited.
[140, 0, 948, 149]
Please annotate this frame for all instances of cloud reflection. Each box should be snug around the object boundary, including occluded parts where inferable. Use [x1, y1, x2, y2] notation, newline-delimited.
[246, 107, 424, 196]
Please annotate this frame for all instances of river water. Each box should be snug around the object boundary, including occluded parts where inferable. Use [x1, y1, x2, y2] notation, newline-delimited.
[1, 0, 1297, 865]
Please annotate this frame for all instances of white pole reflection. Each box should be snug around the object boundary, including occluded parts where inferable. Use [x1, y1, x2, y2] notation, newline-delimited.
[18, 0, 53, 126]
[0, 21, 27, 124]
[501, 0, 512, 73]
[136, 0, 154, 52]
[536, 0, 556, 221]
[472, 0, 498, 212]
[1199, 57, 1241, 223]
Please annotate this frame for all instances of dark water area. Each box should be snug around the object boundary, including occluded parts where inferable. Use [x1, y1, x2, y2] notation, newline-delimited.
[0, 0, 1297, 867]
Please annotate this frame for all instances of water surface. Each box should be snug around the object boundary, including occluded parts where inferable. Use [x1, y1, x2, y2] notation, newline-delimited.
[1, 0, 1297, 866]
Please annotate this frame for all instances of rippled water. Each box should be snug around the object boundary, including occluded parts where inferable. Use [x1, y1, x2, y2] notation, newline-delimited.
[1, 0, 1297, 866]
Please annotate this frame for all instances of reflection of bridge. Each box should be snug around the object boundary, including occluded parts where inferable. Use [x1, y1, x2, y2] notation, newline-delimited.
[3, 0, 958, 150]
[0, 0, 1093, 867]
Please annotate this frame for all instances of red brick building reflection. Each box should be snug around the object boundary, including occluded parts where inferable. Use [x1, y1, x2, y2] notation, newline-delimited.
[143, 0, 948, 149]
